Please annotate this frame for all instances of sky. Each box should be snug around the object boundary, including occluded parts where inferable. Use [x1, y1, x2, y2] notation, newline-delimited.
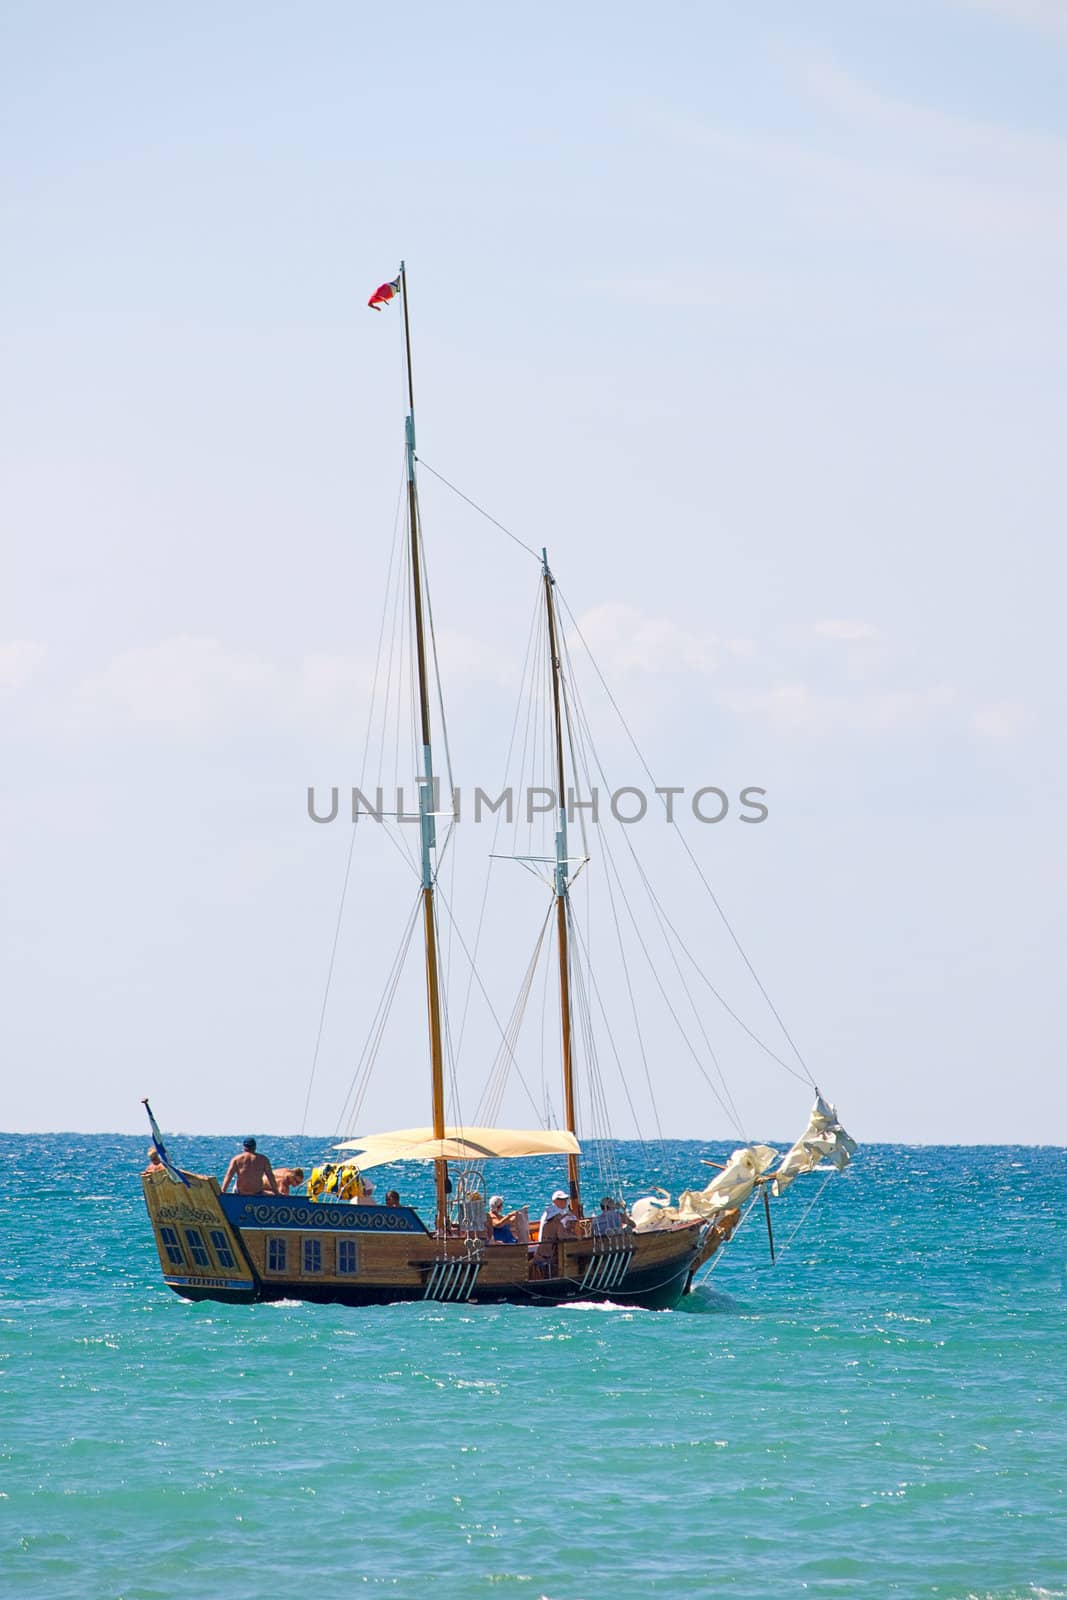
[1, 0, 1064, 1146]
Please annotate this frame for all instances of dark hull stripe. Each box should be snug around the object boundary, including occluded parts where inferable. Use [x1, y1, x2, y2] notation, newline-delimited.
[168, 1253, 694, 1311]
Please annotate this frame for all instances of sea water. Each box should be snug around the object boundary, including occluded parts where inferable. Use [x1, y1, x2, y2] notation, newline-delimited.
[1, 1135, 1064, 1600]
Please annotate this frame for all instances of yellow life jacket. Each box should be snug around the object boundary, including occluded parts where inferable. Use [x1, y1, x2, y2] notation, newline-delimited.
[337, 1164, 364, 1201]
[307, 1163, 335, 1200]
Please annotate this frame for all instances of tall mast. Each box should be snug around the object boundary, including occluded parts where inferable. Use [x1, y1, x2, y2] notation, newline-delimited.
[542, 549, 582, 1213]
[400, 263, 450, 1235]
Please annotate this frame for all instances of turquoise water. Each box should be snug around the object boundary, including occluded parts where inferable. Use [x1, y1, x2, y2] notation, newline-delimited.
[1, 1136, 1065, 1599]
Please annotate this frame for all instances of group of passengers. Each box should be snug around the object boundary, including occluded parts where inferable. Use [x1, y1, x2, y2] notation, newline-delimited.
[216, 1140, 401, 1203]
[146, 1141, 629, 1259]
[487, 1190, 631, 1260]
[144, 1139, 401, 1206]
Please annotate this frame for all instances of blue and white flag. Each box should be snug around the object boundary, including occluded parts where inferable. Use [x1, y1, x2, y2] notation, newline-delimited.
[142, 1098, 190, 1187]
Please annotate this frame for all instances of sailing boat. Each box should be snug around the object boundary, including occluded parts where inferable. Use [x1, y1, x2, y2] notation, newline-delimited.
[141, 265, 855, 1308]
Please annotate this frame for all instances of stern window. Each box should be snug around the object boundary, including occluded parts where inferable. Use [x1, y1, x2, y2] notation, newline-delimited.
[159, 1226, 184, 1267]
[184, 1228, 210, 1268]
[303, 1238, 322, 1274]
[210, 1230, 236, 1270]
[337, 1239, 357, 1274]
[267, 1237, 287, 1272]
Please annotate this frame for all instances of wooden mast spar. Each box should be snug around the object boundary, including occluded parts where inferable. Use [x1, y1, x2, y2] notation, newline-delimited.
[399, 263, 449, 1236]
[542, 551, 582, 1214]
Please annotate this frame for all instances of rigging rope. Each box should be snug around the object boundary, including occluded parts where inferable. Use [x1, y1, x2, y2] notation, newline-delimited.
[435, 885, 545, 1122]
[568, 913, 650, 1147]
[415, 457, 543, 564]
[773, 1168, 837, 1263]
[299, 460, 408, 1134]
[559, 641, 750, 1138]
[452, 586, 543, 1066]
[557, 588, 818, 1091]
[558, 602, 813, 1092]
[334, 891, 423, 1136]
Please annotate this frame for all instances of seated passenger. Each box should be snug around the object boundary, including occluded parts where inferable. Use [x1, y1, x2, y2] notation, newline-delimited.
[359, 1180, 378, 1204]
[538, 1188, 577, 1235]
[486, 1195, 523, 1244]
[385, 1190, 401, 1208]
[142, 1146, 207, 1181]
[591, 1195, 630, 1235]
[534, 1189, 577, 1269]
[273, 1167, 305, 1195]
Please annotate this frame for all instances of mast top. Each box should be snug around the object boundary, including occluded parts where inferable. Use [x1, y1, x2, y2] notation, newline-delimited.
[400, 261, 415, 424]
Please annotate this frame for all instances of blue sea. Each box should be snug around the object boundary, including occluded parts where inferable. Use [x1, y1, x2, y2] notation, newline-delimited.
[1, 1136, 1064, 1600]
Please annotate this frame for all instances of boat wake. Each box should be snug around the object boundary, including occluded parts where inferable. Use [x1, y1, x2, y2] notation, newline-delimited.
[559, 1299, 654, 1313]
[678, 1284, 745, 1315]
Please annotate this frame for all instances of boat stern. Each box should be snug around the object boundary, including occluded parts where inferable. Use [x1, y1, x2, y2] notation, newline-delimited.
[141, 1171, 259, 1302]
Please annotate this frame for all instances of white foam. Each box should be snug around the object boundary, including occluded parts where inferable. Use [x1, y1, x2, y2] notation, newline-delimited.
[559, 1299, 651, 1313]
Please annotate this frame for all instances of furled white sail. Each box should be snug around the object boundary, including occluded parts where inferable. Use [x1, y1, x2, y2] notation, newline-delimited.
[630, 1101, 855, 1235]
[771, 1095, 856, 1195]
[678, 1143, 780, 1218]
[631, 1143, 780, 1232]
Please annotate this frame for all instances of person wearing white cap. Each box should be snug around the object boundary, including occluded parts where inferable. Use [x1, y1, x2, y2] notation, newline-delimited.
[539, 1188, 574, 1234]
[534, 1187, 577, 1271]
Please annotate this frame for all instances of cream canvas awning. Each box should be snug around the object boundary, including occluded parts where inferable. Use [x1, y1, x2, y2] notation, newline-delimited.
[332, 1125, 581, 1170]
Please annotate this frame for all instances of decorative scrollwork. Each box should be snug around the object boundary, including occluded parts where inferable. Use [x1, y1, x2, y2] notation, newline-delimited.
[238, 1202, 418, 1232]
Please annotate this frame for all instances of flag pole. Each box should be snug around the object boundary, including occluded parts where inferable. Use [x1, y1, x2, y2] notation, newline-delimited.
[400, 260, 415, 418]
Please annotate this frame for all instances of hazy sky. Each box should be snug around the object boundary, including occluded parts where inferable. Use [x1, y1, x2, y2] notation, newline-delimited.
[2, 0, 1064, 1145]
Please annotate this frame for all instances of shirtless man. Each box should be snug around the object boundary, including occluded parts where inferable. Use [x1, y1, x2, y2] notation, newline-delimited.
[273, 1166, 305, 1196]
[221, 1138, 279, 1195]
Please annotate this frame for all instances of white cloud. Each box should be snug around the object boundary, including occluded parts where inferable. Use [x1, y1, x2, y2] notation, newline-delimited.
[570, 603, 744, 676]
[433, 628, 515, 687]
[971, 701, 1030, 738]
[798, 52, 1067, 167]
[666, 53, 1067, 252]
[948, 0, 1067, 42]
[814, 620, 881, 643]
[0, 640, 46, 695]
[716, 683, 957, 736]
[73, 629, 513, 733]
[569, 603, 965, 738]
[76, 636, 281, 729]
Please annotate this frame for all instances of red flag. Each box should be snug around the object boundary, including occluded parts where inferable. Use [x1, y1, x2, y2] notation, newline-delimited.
[368, 275, 401, 312]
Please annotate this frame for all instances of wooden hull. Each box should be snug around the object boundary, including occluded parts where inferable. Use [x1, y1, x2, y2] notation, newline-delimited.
[142, 1174, 739, 1311]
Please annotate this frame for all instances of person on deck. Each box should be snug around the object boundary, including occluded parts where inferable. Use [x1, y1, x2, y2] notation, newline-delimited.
[273, 1167, 305, 1195]
[487, 1195, 524, 1244]
[592, 1196, 631, 1235]
[221, 1138, 279, 1196]
[385, 1190, 401, 1208]
[538, 1188, 577, 1235]
[142, 1147, 207, 1181]
[533, 1188, 577, 1271]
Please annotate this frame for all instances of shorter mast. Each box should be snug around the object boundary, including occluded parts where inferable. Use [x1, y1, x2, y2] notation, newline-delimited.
[542, 549, 582, 1213]
[400, 262, 450, 1235]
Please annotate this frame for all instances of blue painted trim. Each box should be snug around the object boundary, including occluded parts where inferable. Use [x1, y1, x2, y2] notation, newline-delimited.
[219, 1195, 430, 1234]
